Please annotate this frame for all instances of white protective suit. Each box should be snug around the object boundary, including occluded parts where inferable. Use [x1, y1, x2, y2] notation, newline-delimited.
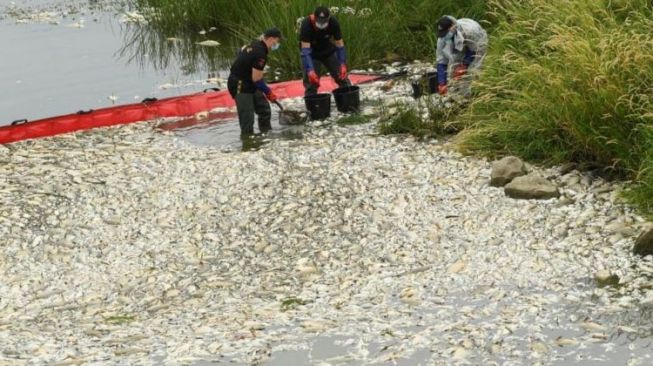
[436, 16, 488, 95]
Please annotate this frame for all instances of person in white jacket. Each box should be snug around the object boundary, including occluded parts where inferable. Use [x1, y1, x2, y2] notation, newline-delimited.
[435, 16, 488, 96]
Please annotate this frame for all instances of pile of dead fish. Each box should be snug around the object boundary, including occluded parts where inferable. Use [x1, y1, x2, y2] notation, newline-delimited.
[1, 65, 652, 365]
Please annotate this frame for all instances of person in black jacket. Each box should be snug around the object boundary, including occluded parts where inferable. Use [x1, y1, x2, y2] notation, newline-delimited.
[228, 28, 282, 135]
[298, 6, 351, 96]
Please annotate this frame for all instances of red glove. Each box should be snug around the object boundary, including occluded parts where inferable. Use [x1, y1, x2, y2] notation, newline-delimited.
[438, 84, 448, 96]
[265, 90, 278, 102]
[454, 64, 468, 80]
[308, 70, 320, 86]
[339, 64, 348, 80]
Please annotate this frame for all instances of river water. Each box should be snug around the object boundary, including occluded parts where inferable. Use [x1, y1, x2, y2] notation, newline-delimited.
[0, 0, 298, 150]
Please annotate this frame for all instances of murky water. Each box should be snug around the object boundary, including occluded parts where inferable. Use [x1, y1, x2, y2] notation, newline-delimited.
[0, 0, 310, 150]
[0, 0, 216, 124]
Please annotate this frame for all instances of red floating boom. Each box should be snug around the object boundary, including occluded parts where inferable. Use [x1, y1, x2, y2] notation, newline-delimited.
[0, 74, 380, 144]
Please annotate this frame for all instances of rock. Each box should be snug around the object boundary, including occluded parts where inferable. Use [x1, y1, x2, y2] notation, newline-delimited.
[504, 174, 560, 200]
[633, 226, 653, 257]
[490, 156, 527, 187]
[0, 145, 9, 155]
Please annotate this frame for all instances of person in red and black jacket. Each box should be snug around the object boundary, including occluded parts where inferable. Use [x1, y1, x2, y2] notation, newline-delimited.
[298, 6, 351, 97]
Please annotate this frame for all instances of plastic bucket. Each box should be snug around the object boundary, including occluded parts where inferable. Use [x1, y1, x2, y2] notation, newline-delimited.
[304, 93, 332, 120]
[332, 86, 361, 113]
[411, 72, 438, 98]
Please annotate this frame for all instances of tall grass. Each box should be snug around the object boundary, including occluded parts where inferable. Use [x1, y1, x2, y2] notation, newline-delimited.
[451, 0, 653, 214]
[127, 0, 486, 76]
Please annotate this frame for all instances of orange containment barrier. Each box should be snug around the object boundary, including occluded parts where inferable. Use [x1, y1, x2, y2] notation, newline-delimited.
[0, 74, 380, 144]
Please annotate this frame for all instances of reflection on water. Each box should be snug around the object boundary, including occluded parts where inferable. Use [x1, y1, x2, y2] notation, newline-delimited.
[159, 110, 305, 152]
[0, 0, 219, 124]
[118, 19, 232, 76]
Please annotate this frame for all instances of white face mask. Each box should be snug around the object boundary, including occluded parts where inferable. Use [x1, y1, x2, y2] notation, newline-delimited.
[271, 42, 280, 51]
[316, 20, 329, 30]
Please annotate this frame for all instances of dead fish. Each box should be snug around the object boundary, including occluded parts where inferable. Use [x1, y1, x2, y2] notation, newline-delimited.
[196, 40, 220, 47]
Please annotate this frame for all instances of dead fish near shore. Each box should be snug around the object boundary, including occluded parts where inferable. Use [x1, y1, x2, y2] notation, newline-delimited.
[0, 62, 650, 365]
[195, 40, 220, 47]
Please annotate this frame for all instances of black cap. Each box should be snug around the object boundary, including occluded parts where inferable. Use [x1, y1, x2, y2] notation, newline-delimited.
[437, 16, 455, 38]
[314, 6, 330, 22]
[263, 27, 283, 39]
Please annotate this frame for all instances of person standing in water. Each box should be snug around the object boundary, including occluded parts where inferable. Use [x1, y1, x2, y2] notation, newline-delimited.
[227, 28, 282, 135]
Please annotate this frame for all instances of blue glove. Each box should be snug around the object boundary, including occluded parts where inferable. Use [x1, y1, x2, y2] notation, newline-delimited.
[462, 48, 475, 66]
[336, 46, 346, 65]
[255, 79, 271, 94]
[437, 63, 448, 85]
[301, 48, 315, 73]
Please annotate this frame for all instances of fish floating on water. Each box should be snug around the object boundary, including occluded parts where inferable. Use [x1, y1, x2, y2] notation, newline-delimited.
[195, 40, 220, 47]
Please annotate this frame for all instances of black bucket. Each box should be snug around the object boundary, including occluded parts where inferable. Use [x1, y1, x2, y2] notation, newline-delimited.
[304, 93, 332, 120]
[411, 71, 438, 98]
[332, 85, 361, 113]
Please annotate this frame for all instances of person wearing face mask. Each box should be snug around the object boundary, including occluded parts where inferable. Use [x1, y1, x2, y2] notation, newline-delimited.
[227, 27, 282, 135]
[435, 16, 488, 96]
[299, 6, 351, 96]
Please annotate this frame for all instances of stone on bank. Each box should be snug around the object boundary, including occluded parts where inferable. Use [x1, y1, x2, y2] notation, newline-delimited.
[490, 156, 527, 187]
[504, 174, 560, 200]
[633, 226, 653, 257]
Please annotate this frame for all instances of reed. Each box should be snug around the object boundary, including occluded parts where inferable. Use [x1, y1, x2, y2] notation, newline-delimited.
[128, 0, 486, 76]
[453, 0, 653, 214]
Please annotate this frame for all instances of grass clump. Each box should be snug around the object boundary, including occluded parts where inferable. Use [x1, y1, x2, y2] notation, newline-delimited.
[337, 114, 370, 126]
[379, 99, 465, 138]
[280, 297, 309, 311]
[104, 315, 136, 325]
[453, 0, 653, 215]
[379, 108, 425, 136]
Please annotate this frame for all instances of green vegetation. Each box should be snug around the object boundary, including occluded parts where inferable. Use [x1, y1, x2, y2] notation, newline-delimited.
[337, 113, 370, 126]
[378, 100, 464, 137]
[379, 108, 423, 136]
[128, 0, 486, 75]
[280, 297, 309, 311]
[104, 315, 136, 325]
[454, 0, 653, 215]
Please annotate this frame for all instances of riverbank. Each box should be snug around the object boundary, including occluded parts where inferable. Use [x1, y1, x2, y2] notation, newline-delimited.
[127, 0, 653, 217]
[1, 76, 652, 364]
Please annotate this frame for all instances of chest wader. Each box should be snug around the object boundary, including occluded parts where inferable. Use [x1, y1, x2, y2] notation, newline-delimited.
[228, 77, 272, 135]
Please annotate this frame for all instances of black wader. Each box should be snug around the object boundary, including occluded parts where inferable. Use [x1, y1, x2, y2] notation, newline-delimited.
[302, 52, 351, 97]
[228, 76, 271, 135]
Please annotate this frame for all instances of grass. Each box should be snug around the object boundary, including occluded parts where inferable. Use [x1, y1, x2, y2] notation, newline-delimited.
[379, 108, 424, 136]
[337, 114, 370, 126]
[451, 0, 653, 215]
[378, 98, 465, 138]
[280, 297, 309, 311]
[104, 315, 136, 325]
[127, 0, 486, 76]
